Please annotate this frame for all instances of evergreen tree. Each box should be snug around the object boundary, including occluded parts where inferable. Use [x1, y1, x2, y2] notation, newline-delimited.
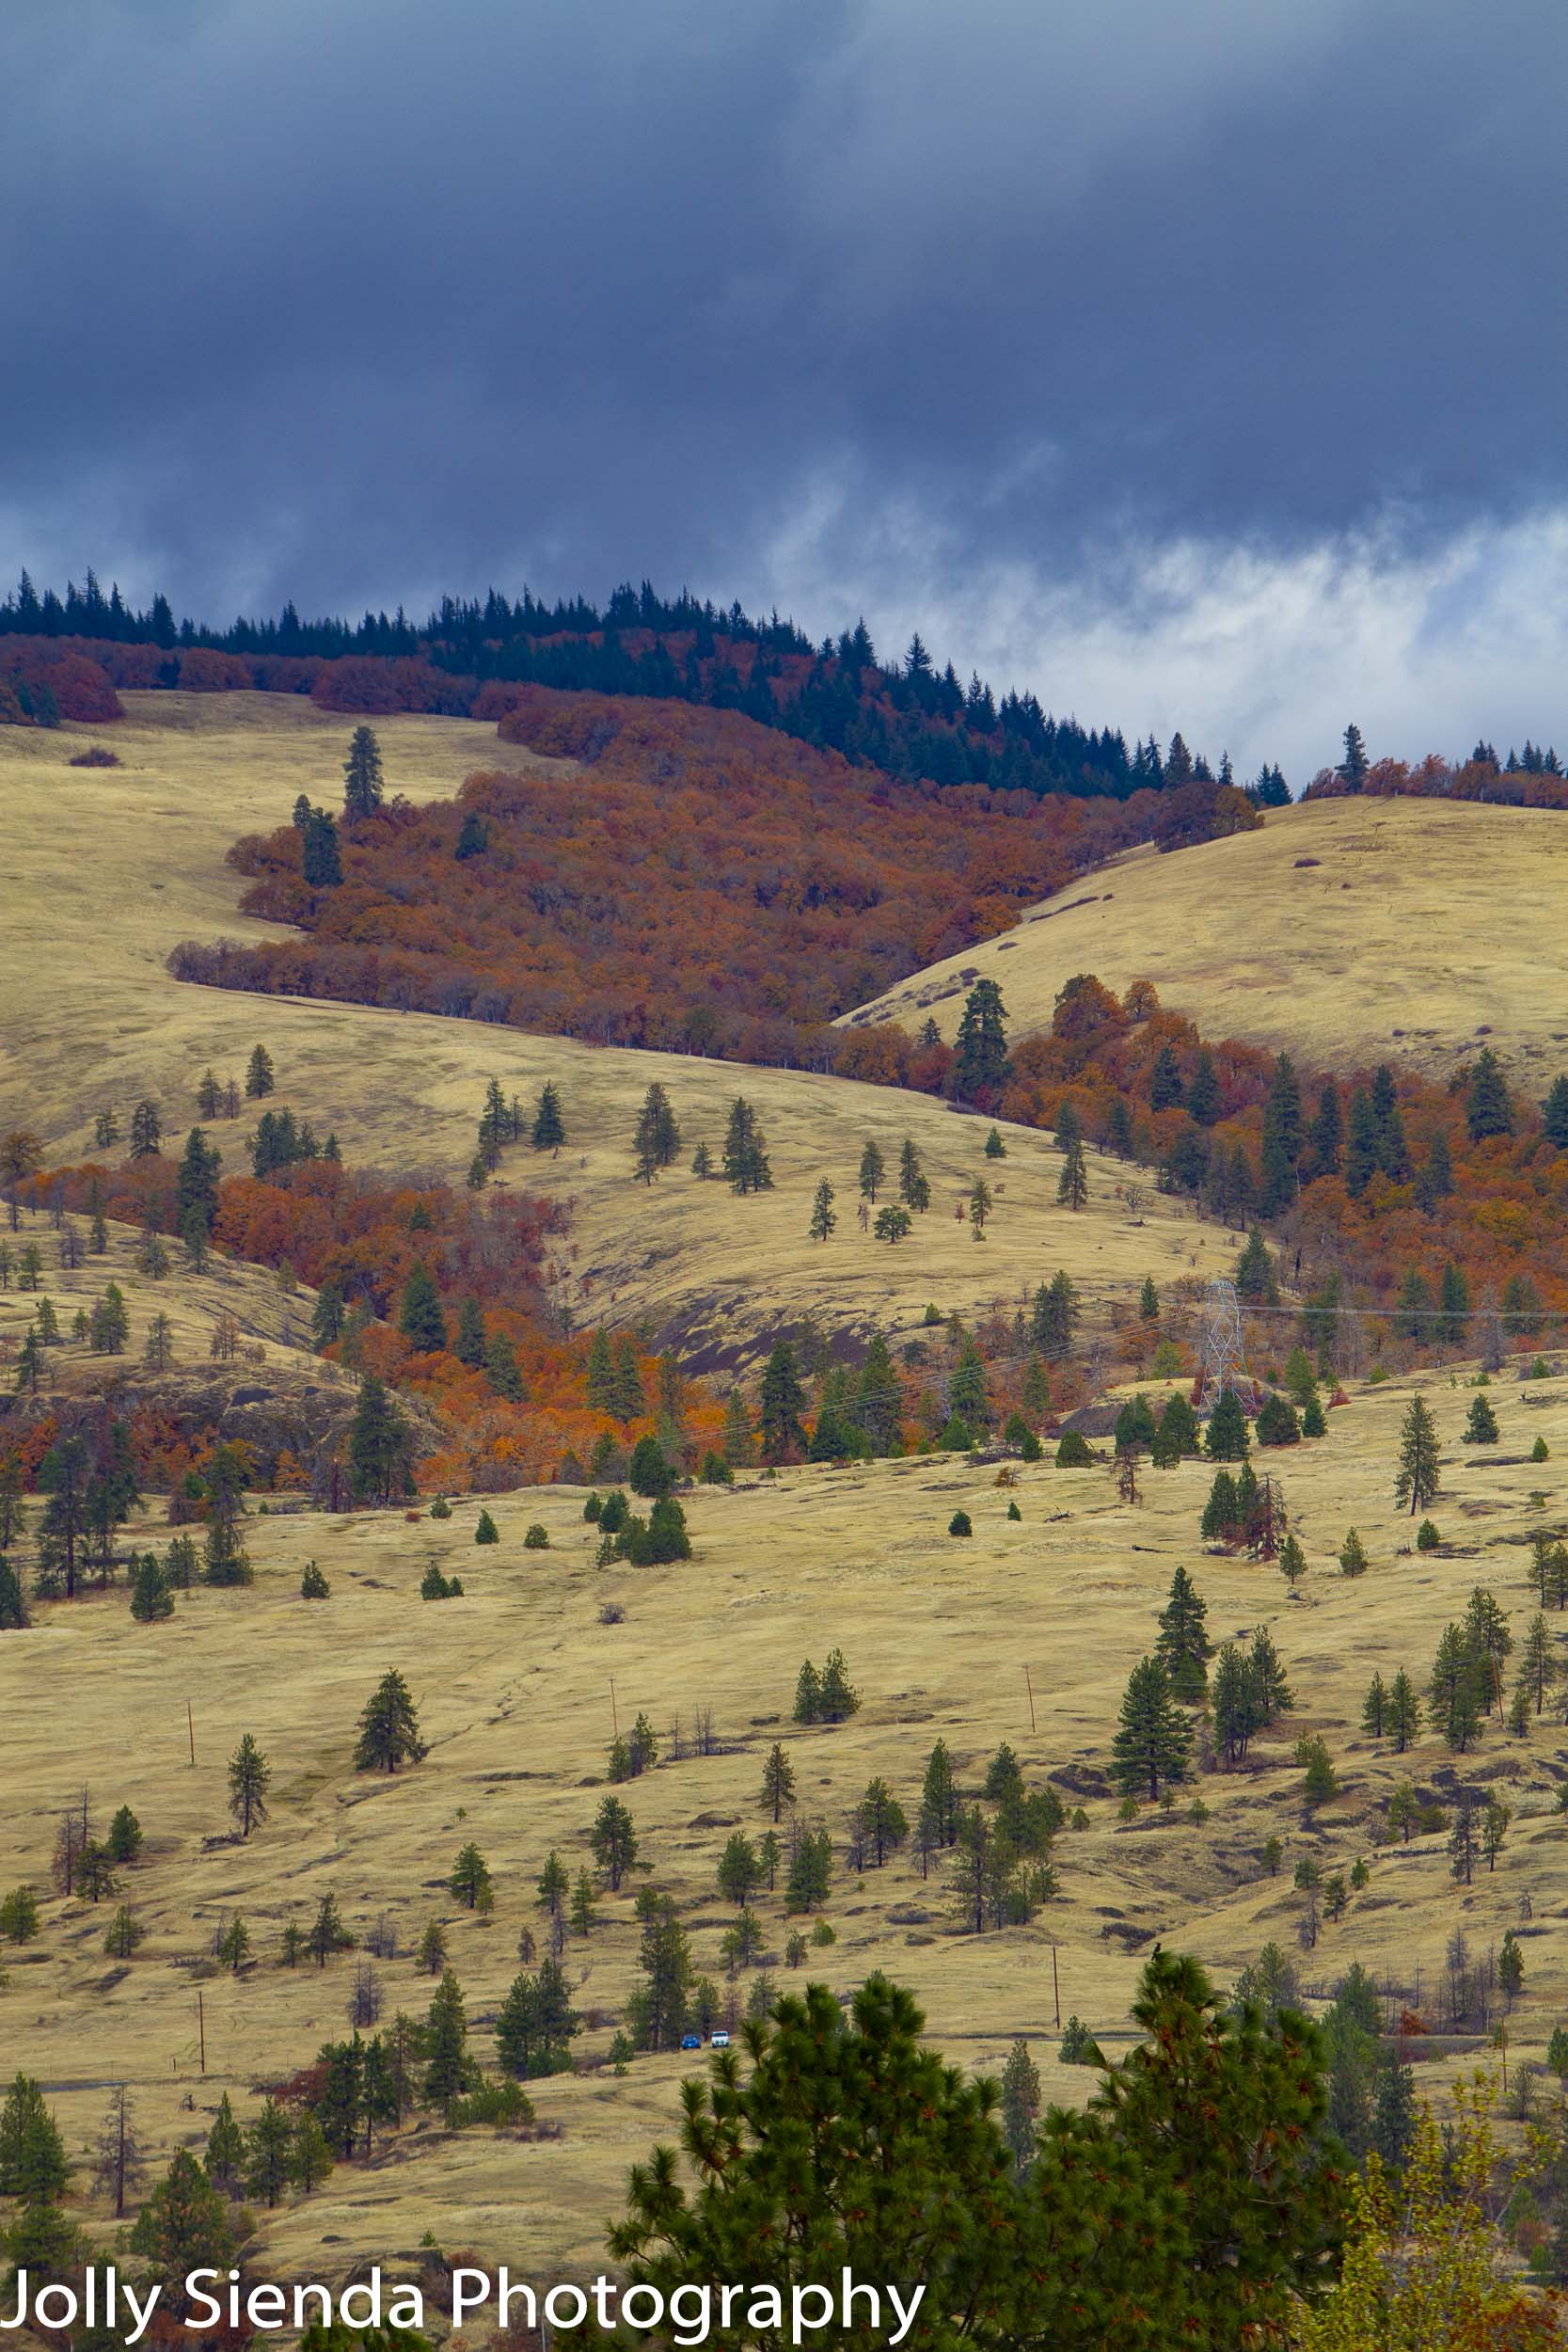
[605, 1956, 1340, 2349]
[1258, 1055, 1302, 1213]
[1437, 1260, 1471, 1344]
[760, 1742, 796, 1821]
[244, 1044, 276, 1100]
[606, 1334, 645, 1421]
[633, 1083, 682, 1182]
[1393, 1393, 1441, 1514]
[354, 1668, 425, 1772]
[591, 1795, 639, 1890]
[626, 1895, 693, 2051]
[531, 1082, 565, 1150]
[1337, 723, 1369, 787]
[818, 1646, 859, 1721]
[1235, 1228, 1278, 1305]
[348, 1374, 414, 1502]
[721, 1387, 756, 1466]
[423, 1971, 472, 2106]
[1148, 1046, 1184, 1111]
[951, 977, 1009, 1098]
[203, 2093, 245, 2195]
[1465, 1046, 1513, 1142]
[1205, 1388, 1250, 1461]
[721, 1096, 772, 1193]
[1386, 1668, 1421, 1752]
[1110, 1658, 1192, 1800]
[398, 1261, 448, 1352]
[1305, 1082, 1342, 1178]
[1155, 1565, 1212, 1700]
[129, 1099, 162, 1158]
[129, 2147, 239, 2280]
[449, 1841, 492, 1910]
[1056, 1137, 1087, 1211]
[1429, 1623, 1484, 1752]
[858, 1139, 885, 1200]
[1463, 1391, 1499, 1443]
[452, 1295, 486, 1368]
[852, 1778, 909, 1867]
[0, 2072, 71, 2202]
[311, 1279, 345, 1349]
[1414, 1129, 1453, 1210]
[1543, 1075, 1568, 1151]
[1394, 1266, 1433, 1343]
[1341, 1089, 1380, 1198]
[808, 1178, 836, 1241]
[129, 1553, 173, 1621]
[1029, 1268, 1080, 1360]
[758, 1342, 808, 1462]
[342, 724, 385, 819]
[1000, 2037, 1041, 2170]
[301, 804, 343, 885]
[718, 1832, 762, 1905]
[1255, 1391, 1302, 1447]
[919, 1740, 960, 1851]
[1186, 1050, 1221, 1126]
[1370, 2043, 1417, 2174]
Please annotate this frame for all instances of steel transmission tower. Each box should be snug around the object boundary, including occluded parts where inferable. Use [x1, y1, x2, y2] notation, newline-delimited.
[1199, 1277, 1253, 1406]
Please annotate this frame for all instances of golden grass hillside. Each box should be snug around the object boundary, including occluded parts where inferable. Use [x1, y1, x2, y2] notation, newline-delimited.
[4, 1359, 1568, 2286]
[0, 693, 1243, 1368]
[848, 794, 1568, 1083]
[0, 1214, 322, 1378]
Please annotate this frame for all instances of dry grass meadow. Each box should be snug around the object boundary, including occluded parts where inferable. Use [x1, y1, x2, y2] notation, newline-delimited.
[0, 693, 1242, 1369]
[5, 1362, 1568, 2286]
[7, 694, 1568, 2303]
[849, 794, 1568, 1083]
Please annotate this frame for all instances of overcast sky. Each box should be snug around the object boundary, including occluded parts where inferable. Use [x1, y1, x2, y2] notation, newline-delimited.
[4, 0, 1564, 778]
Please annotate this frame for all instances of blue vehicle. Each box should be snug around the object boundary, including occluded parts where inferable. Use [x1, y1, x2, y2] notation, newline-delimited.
[680, 2032, 702, 2050]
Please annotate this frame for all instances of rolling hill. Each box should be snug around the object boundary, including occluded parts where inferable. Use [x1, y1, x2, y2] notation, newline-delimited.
[0, 694, 1243, 1367]
[3, 1361, 1564, 2284]
[847, 795, 1568, 1084]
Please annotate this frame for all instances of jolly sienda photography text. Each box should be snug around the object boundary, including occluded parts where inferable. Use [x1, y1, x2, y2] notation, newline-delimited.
[1, 2265, 928, 2346]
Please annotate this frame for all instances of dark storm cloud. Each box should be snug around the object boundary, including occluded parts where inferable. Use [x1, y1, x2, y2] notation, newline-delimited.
[3, 0, 1565, 768]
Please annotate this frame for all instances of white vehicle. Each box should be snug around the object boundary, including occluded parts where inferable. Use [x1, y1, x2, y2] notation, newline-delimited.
[709, 2029, 731, 2049]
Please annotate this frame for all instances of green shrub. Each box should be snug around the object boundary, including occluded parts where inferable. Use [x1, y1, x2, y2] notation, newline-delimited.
[948, 1510, 973, 1537]
[300, 1561, 330, 1599]
[1416, 1518, 1441, 1551]
[474, 1509, 499, 1544]
[523, 1523, 549, 1549]
[1006, 1500, 1022, 1522]
[1055, 1430, 1094, 1467]
[428, 1495, 452, 1519]
[1531, 1434, 1550, 1463]
[445, 2077, 536, 2130]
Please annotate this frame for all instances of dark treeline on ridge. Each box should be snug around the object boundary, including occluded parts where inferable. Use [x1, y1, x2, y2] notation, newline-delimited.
[0, 567, 1261, 804]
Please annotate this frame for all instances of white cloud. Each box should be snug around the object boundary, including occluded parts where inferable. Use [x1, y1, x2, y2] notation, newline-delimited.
[763, 485, 1568, 783]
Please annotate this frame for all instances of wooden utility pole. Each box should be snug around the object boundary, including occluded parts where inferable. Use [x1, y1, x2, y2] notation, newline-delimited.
[1024, 1666, 1037, 1734]
[1051, 1945, 1061, 2028]
[186, 1699, 196, 1767]
[197, 1991, 206, 2074]
[610, 1677, 618, 1738]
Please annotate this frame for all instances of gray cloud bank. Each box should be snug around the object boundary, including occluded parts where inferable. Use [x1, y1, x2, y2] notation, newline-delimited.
[3, 0, 1564, 777]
